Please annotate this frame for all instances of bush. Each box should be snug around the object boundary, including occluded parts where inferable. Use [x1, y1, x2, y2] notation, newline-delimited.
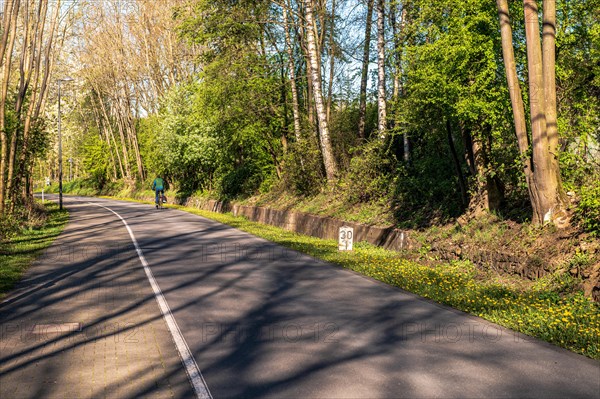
[341, 140, 396, 204]
[218, 162, 263, 199]
[280, 138, 324, 196]
[0, 203, 47, 241]
[392, 153, 463, 228]
[576, 184, 600, 236]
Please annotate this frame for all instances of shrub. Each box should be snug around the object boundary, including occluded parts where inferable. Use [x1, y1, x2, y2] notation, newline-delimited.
[218, 162, 263, 199]
[576, 184, 600, 236]
[280, 138, 324, 196]
[341, 140, 396, 204]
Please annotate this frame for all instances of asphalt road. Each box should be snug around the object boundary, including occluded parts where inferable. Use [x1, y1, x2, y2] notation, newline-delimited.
[1, 196, 599, 398]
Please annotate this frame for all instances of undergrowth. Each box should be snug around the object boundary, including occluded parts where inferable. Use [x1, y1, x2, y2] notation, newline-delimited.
[0, 202, 69, 298]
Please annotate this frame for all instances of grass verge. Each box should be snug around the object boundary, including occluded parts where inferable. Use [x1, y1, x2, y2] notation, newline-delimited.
[104, 197, 600, 359]
[0, 202, 69, 299]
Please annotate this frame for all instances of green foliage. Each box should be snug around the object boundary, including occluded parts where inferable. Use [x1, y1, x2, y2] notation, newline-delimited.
[152, 83, 221, 193]
[136, 115, 162, 179]
[135, 0, 284, 199]
[575, 185, 600, 236]
[0, 205, 36, 241]
[57, 0, 598, 233]
[395, 0, 521, 223]
[219, 162, 263, 198]
[534, 269, 582, 294]
[279, 138, 324, 196]
[340, 140, 396, 204]
[44, 178, 101, 197]
[149, 76, 278, 198]
[556, 0, 600, 190]
[329, 102, 377, 168]
[81, 128, 110, 190]
[27, 119, 52, 160]
[393, 153, 463, 227]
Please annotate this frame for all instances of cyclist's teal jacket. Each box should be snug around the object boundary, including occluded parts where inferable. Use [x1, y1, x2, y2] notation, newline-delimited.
[152, 177, 164, 191]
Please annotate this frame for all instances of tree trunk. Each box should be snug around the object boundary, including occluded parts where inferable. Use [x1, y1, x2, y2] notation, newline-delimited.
[14, 0, 31, 117]
[391, 1, 410, 162]
[297, 18, 315, 128]
[390, 0, 399, 100]
[326, 0, 336, 123]
[283, 2, 302, 142]
[90, 93, 118, 180]
[376, 0, 387, 138]
[17, 0, 49, 205]
[524, 0, 563, 225]
[122, 85, 144, 180]
[7, 0, 33, 206]
[401, 2, 410, 162]
[314, 0, 324, 87]
[131, 128, 145, 180]
[0, 0, 21, 215]
[496, 0, 534, 209]
[307, 0, 324, 102]
[33, 0, 59, 122]
[461, 125, 476, 176]
[0, 0, 16, 64]
[306, 57, 315, 128]
[304, 0, 338, 182]
[109, 95, 131, 178]
[96, 90, 125, 179]
[542, 0, 567, 206]
[466, 127, 503, 217]
[358, 0, 374, 140]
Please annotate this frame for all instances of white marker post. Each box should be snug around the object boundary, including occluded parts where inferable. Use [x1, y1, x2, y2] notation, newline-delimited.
[42, 189, 44, 203]
[338, 226, 354, 251]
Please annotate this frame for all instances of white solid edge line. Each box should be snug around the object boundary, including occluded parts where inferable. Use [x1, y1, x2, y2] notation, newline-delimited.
[89, 202, 212, 399]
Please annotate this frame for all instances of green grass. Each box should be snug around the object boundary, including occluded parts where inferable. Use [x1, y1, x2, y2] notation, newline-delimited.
[0, 202, 69, 299]
[102, 196, 600, 359]
[43, 179, 99, 197]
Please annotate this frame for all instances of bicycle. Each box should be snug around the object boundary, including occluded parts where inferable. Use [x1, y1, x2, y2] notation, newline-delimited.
[155, 192, 167, 209]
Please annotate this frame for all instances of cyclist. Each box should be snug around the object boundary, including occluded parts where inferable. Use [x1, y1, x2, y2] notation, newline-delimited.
[152, 176, 165, 209]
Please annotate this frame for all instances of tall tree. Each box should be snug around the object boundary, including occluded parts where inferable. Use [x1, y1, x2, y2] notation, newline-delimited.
[357, 0, 374, 140]
[283, 2, 302, 142]
[542, 0, 565, 204]
[0, 0, 21, 215]
[496, 0, 531, 186]
[390, 0, 400, 100]
[326, 0, 336, 123]
[523, 0, 567, 224]
[400, 2, 410, 163]
[19, 0, 59, 204]
[390, 0, 409, 162]
[304, 0, 338, 181]
[376, 0, 387, 137]
[6, 0, 32, 203]
[497, 0, 567, 225]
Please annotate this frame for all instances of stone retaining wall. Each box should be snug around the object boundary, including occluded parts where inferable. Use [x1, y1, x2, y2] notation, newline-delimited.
[179, 197, 410, 251]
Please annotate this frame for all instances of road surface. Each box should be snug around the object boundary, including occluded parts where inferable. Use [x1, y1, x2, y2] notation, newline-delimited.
[1, 196, 598, 398]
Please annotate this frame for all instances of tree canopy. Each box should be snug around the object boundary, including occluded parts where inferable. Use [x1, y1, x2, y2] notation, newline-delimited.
[0, 0, 598, 233]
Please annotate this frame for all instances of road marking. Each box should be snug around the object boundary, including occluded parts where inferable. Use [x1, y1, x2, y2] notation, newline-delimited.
[89, 202, 212, 399]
